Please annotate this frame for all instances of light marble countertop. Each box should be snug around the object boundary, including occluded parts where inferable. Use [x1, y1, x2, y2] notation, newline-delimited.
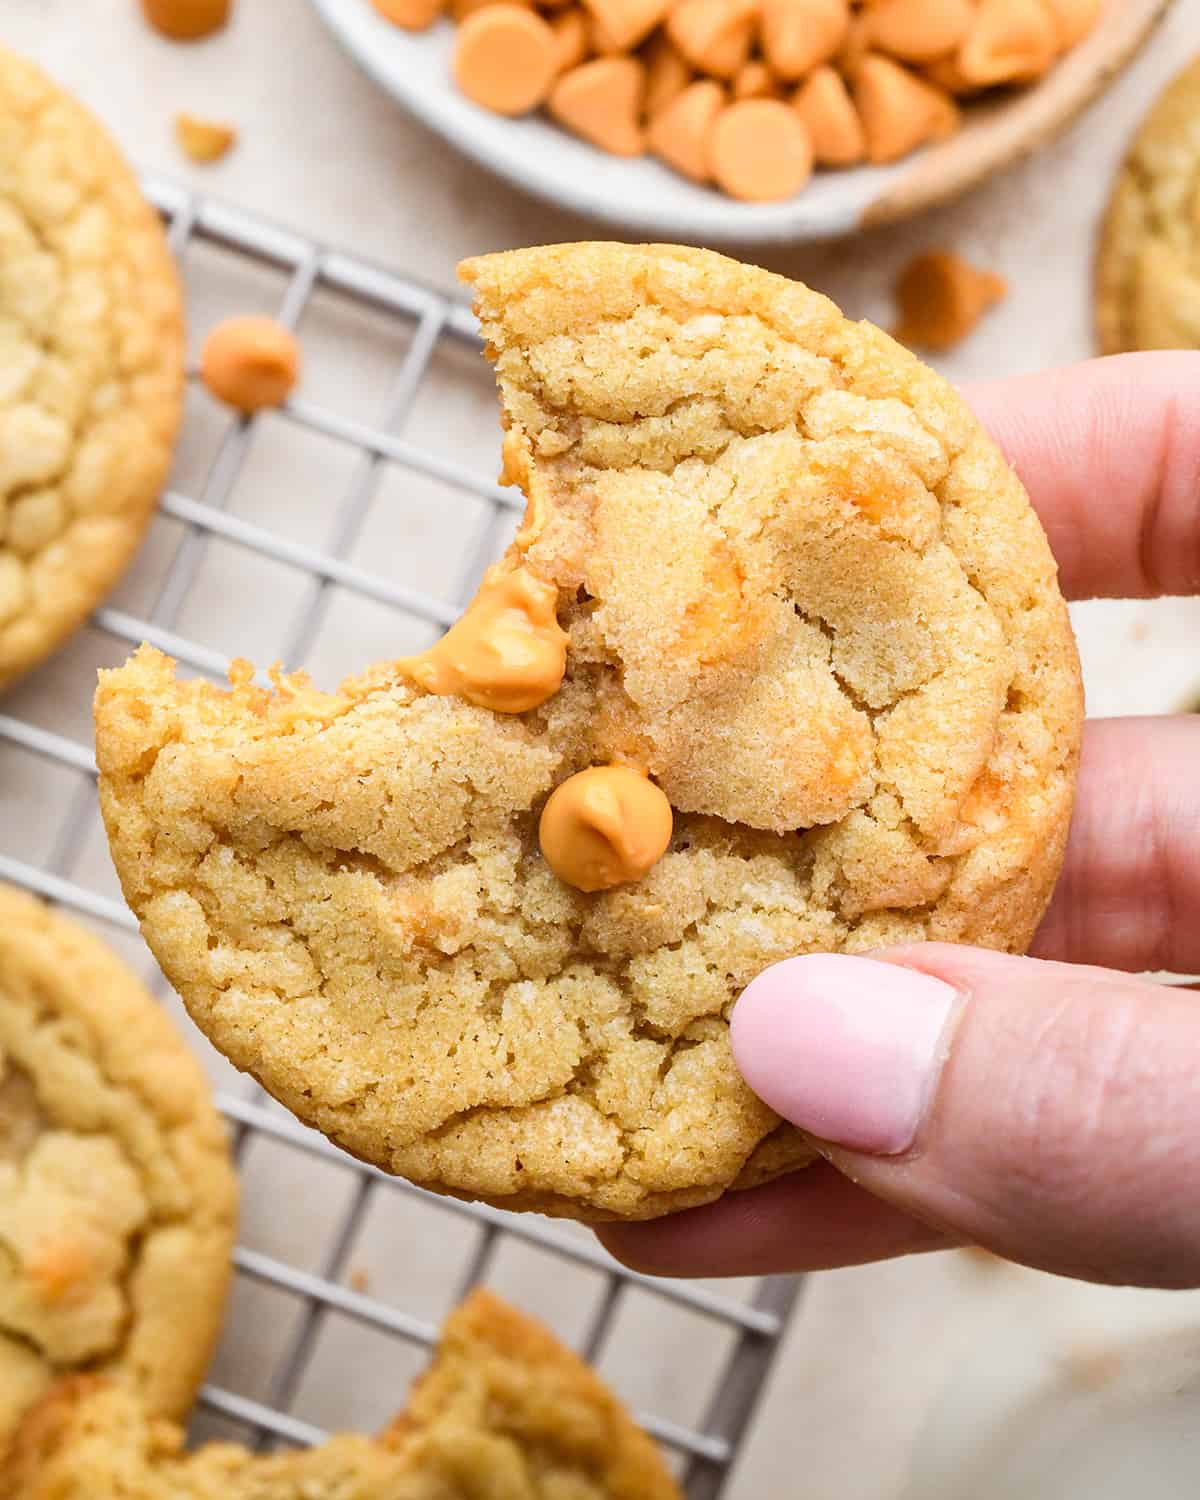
[6, 4, 1200, 1497]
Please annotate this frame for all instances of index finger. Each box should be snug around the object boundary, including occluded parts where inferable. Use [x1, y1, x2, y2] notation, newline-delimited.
[965, 352, 1200, 601]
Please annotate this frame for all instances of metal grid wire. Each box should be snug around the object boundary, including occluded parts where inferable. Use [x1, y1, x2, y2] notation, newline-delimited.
[0, 176, 803, 1497]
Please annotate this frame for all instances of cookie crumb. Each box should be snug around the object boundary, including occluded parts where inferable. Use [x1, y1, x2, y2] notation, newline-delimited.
[175, 113, 237, 163]
[349, 1267, 371, 1294]
[894, 250, 1007, 352]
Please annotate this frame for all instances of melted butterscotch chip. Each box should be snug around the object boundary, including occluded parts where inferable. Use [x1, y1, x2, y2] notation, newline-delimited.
[397, 564, 568, 712]
[539, 766, 673, 891]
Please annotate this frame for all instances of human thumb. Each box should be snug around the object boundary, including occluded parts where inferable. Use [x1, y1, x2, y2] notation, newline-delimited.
[731, 946, 1200, 1286]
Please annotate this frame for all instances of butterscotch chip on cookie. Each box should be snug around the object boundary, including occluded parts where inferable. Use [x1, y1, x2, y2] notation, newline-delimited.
[1096, 55, 1200, 354]
[94, 243, 1082, 1222]
[2, 1289, 680, 1499]
[0, 884, 237, 1445]
[0, 48, 183, 694]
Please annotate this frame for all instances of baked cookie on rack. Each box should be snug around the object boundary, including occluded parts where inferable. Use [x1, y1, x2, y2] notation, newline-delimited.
[0, 883, 237, 1444]
[0, 48, 183, 693]
[2, 1287, 680, 1499]
[1096, 54, 1200, 353]
[94, 242, 1082, 1221]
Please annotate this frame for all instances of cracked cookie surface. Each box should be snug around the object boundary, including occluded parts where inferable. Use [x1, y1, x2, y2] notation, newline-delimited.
[0, 883, 237, 1443]
[94, 243, 1082, 1220]
[0, 48, 183, 693]
[1096, 55, 1200, 353]
[3, 1289, 680, 1499]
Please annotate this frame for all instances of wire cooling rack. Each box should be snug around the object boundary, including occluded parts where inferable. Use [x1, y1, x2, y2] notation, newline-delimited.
[0, 177, 802, 1497]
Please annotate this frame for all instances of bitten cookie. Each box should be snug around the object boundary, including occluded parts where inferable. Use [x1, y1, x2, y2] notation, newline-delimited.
[0, 884, 237, 1444]
[2, 1288, 680, 1500]
[95, 243, 1082, 1221]
[0, 47, 183, 693]
[1096, 54, 1200, 353]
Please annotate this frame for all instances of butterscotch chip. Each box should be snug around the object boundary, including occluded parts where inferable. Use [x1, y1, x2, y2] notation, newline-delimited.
[449, 0, 532, 19]
[868, 0, 974, 64]
[711, 98, 814, 200]
[0, 884, 237, 1446]
[1, 1291, 681, 1500]
[761, 0, 850, 82]
[539, 766, 673, 891]
[453, 5, 558, 115]
[734, 61, 781, 100]
[200, 316, 301, 413]
[581, 0, 669, 51]
[1096, 56, 1200, 354]
[958, 0, 1058, 87]
[835, 6, 874, 79]
[370, 0, 446, 26]
[140, 0, 229, 40]
[549, 6, 591, 72]
[0, 48, 183, 693]
[95, 242, 1081, 1221]
[894, 250, 1008, 351]
[643, 34, 693, 117]
[922, 51, 979, 94]
[646, 78, 724, 180]
[1046, 0, 1101, 48]
[855, 53, 959, 164]
[793, 64, 865, 166]
[174, 112, 236, 163]
[667, 0, 758, 81]
[550, 58, 647, 156]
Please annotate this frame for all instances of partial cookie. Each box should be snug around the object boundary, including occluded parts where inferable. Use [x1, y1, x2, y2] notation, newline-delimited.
[0, 884, 237, 1444]
[95, 243, 1082, 1221]
[1096, 54, 1200, 353]
[0, 47, 183, 693]
[2, 1288, 680, 1499]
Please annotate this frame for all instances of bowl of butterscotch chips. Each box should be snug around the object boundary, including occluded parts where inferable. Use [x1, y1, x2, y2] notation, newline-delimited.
[310, 0, 1170, 242]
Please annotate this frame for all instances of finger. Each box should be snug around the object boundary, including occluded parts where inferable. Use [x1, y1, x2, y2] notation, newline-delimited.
[596, 1160, 950, 1279]
[733, 948, 1200, 1287]
[965, 353, 1200, 601]
[1031, 716, 1200, 973]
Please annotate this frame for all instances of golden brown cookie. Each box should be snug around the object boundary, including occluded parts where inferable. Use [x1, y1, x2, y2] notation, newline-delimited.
[0, 48, 183, 693]
[1096, 54, 1200, 353]
[94, 243, 1082, 1221]
[0, 884, 237, 1444]
[2, 1289, 680, 1499]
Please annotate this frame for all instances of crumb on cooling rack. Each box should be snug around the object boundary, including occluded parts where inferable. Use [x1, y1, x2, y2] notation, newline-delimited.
[175, 113, 237, 163]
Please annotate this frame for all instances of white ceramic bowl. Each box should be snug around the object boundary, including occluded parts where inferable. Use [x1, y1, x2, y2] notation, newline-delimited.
[309, 0, 1169, 245]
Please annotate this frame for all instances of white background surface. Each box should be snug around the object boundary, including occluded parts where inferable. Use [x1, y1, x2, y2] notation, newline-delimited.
[5, 3, 1200, 1496]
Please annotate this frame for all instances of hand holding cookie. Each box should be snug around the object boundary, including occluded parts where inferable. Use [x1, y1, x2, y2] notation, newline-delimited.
[600, 353, 1200, 1287]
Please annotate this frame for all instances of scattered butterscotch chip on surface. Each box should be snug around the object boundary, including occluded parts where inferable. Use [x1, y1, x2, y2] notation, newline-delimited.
[710, 97, 814, 200]
[453, 4, 559, 115]
[793, 64, 865, 166]
[370, 0, 446, 26]
[200, 316, 301, 413]
[141, 0, 230, 40]
[550, 57, 646, 155]
[894, 249, 1008, 352]
[175, 113, 236, 163]
[646, 77, 724, 181]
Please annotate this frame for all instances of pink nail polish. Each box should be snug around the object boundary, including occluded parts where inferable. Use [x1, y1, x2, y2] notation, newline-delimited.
[731, 955, 962, 1155]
